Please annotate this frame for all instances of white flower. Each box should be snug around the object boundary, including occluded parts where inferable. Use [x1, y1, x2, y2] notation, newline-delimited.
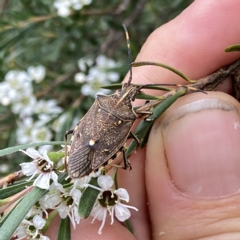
[39, 186, 63, 210]
[0, 163, 9, 173]
[41, 182, 82, 228]
[34, 99, 63, 115]
[54, 0, 92, 16]
[16, 117, 34, 144]
[72, 176, 90, 189]
[19, 148, 58, 190]
[31, 126, 53, 142]
[77, 57, 93, 72]
[17, 217, 48, 240]
[57, 5, 71, 17]
[54, 0, 71, 17]
[95, 54, 120, 82]
[14, 216, 49, 240]
[26, 204, 46, 219]
[11, 93, 37, 117]
[80, 66, 111, 97]
[1, 70, 33, 106]
[5, 70, 32, 86]
[0, 82, 12, 106]
[89, 175, 138, 234]
[74, 72, 86, 83]
[51, 113, 68, 132]
[33, 215, 46, 229]
[96, 55, 117, 69]
[27, 65, 46, 83]
[38, 145, 53, 155]
[75, 55, 120, 98]
[35, 114, 53, 127]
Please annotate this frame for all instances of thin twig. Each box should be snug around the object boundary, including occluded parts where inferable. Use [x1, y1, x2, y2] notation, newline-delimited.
[0, 171, 24, 188]
[137, 58, 240, 112]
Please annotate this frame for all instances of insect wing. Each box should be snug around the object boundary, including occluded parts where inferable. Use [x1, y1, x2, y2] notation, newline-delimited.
[68, 100, 100, 178]
[90, 105, 134, 169]
[68, 145, 94, 178]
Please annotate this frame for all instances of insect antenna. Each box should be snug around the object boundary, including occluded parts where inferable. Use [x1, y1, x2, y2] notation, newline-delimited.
[123, 24, 133, 86]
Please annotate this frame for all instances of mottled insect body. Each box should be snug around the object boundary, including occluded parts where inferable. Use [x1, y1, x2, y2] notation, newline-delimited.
[66, 83, 141, 178]
[65, 24, 152, 178]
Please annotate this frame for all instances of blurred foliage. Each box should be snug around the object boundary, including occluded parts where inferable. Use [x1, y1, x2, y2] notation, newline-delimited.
[0, 0, 193, 176]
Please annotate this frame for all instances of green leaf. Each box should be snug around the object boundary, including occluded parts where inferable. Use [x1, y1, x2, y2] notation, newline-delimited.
[225, 44, 240, 52]
[102, 83, 173, 91]
[0, 173, 67, 240]
[47, 152, 65, 164]
[127, 87, 187, 154]
[132, 61, 194, 82]
[124, 219, 134, 234]
[101, 83, 123, 90]
[135, 92, 162, 100]
[0, 197, 24, 227]
[0, 186, 48, 240]
[42, 210, 58, 233]
[57, 217, 71, 240]
[78, 177, 100, 218]
[0, 180, 33, 199]
[0, 141, 64, 157]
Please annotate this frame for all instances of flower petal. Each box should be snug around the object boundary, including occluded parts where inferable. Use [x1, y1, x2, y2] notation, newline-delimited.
[91, 205, 105, 221]
[70, 188, 82, 204]
[114, 204, 131, 222]
[57, 202, 69, 219]
[33, 215, 46, 229]
[115, 188, 129, 202]
[26, 148, 43, 159]
[34, 173, 51, 189]
[20, 162, 38, 176]
[42, 151, 54, 165]
[97, 175, 113, 190]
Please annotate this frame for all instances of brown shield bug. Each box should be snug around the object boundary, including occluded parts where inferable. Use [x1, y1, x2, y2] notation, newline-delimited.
[65, 25, 170, 178]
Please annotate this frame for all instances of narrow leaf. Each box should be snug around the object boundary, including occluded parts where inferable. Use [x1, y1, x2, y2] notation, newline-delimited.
[78, 177, 100, 218]
[0, 186, 48, 240]
[135, 93, 162, 100]
[124, 219, 134, 234]
[57, 217, 71, 240]
[225, 44, 240, 52]
[0, 141, 64, 157]
[0, 180, 33, 199]
[132, 61, 194, 83]
[127, 87, 187, 154]
[0, 173, 67, 239]
[0, 186, 33, 213]
[42, 210, 58, 233]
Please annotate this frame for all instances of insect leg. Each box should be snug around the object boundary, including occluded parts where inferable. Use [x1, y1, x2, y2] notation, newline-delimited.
[65, 129, 74, 141]
[136, 109, 152, 117]
[122, 148, 132, 170]
[128, 132, 140, 145]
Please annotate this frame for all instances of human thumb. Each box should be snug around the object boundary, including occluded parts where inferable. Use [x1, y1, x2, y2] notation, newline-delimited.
[146, 91, 240, 239]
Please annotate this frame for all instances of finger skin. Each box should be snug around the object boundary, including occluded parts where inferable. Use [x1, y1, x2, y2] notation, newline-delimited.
[122, 0, 240, 239]
[147, 92, 240, 239]
[47, 0, 240, 239]
[136, 0, 240, 239]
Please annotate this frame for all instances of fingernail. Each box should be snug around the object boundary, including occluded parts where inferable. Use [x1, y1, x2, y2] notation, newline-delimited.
[161, 98, 240, 198]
